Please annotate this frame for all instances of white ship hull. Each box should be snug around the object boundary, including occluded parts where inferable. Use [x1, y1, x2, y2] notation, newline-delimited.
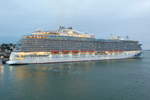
[7, 51, 142, 65]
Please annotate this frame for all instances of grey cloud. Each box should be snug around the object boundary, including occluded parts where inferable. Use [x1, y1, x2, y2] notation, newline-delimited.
[0, 0, 150, 49]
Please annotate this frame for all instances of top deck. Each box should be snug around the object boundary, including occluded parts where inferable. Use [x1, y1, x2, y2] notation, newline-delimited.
[23, 26, 138, 43]
[31, 26, 95, 39]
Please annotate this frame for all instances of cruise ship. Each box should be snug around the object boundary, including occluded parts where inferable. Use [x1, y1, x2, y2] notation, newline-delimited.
[7, 26, 142, 65]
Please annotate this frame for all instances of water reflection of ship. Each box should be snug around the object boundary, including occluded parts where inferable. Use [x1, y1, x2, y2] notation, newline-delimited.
[4, 62, 96, 94]
[35, 61, 96, 73]
[0, 64, 4, 73]
[9, 62, 96, 79]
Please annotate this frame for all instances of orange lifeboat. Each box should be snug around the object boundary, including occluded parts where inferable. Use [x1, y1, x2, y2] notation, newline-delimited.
[72, 50, 79, 54]
[62, 50, 70, 54]
[51, 50, 59, 54]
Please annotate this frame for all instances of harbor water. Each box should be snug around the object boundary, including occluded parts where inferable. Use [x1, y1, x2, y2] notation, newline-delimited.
[0, 51, 150, 100]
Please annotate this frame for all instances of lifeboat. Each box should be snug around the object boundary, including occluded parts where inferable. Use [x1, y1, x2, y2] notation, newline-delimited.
[62, 50, 70, 54]
[72, 50, 79, 54]
[51, 50, 59, 54]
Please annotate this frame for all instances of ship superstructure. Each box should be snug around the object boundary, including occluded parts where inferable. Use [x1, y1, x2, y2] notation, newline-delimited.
[7, 26, 142, 64]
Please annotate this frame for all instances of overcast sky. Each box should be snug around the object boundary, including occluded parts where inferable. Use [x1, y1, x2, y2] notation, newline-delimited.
[0, 0, 150, 49]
